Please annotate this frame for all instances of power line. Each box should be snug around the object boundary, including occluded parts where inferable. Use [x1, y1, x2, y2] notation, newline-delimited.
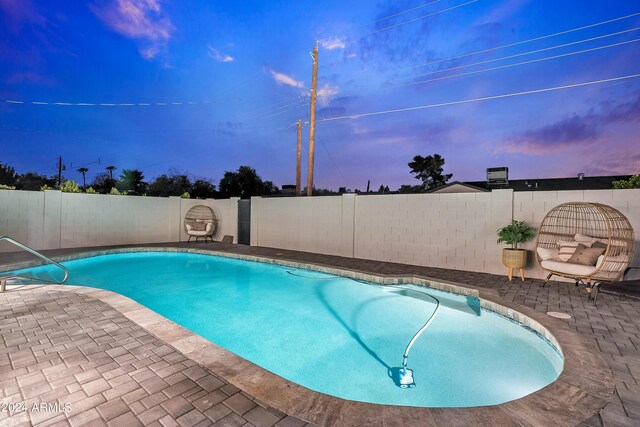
[388, 27, 640, 83]
[383, 11, 640, 74]
[2, 99, 224, 107]
[368, 0, 479, 35]
[316, 72, 640, 122]
[316, 106, 352, 189]
[0, 123, 292, 134]
[243, 97, 309, 120]
[371, 0, 444, 24]
[389, 38, 640, 89]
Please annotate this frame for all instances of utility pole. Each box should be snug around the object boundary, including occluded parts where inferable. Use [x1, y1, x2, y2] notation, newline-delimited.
[57, 156, 63, 188]
[306, 42, 319, 197]
[295, 119, 302, 196]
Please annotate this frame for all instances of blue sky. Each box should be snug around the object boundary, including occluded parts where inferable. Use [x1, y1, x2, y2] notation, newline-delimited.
[1, 0, 639, 190]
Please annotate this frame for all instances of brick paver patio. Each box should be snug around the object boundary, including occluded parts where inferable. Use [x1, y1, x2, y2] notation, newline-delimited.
[1, 241, 639, 426]
[0, 287, 310, 427]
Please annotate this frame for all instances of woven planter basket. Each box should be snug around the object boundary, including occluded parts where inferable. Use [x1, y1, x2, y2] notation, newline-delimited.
[502, 249, 527, 269]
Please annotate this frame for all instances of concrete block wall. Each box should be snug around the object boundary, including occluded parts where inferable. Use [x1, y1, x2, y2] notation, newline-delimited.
[0, 190, 239, 252]
[353, 190, 512, 275]
[58, 193, 178, 249]
[0, 190, 45, 250]
[250, 195, 353, 257]
[251, 189, 639, 280]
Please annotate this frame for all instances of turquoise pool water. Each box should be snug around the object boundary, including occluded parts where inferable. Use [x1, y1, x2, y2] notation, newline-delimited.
[11, 251, 563, 407]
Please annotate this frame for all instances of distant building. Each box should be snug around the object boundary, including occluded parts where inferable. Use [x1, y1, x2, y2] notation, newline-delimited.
[426, 181, 489, 194]
[281, 185, 297, 196]
[466, 174, 632, 192]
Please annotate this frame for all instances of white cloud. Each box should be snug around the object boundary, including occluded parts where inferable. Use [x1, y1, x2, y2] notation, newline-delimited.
[139, 45, 161, 59]
[208, 46, 234, 63]
[269, 69, 303, 88]
[319, 37, 346, 50]
[317, 83, 339, 106]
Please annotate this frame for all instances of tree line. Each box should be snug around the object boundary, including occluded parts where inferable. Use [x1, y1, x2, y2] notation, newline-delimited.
[0, 153, 454, 198]
[0, 163, 282, 199]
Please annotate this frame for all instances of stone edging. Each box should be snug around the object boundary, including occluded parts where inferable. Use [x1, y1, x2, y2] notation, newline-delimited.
[2, 247, 614, 426]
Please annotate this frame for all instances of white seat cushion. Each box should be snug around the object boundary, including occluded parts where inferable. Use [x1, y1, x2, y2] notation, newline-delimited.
[188, 230, 209, 236]
[541, 260, 597, 276]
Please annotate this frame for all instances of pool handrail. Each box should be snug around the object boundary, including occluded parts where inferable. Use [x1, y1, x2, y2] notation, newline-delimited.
[0, 236, 69, 290]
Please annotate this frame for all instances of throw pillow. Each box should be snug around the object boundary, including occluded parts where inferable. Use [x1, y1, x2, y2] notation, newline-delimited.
[567, 244, 606, 266]
[557, 240, 582, 262]
[591, 241, 607, 249]
[192, 222, 206, 231]
[574, 233, 596, 245]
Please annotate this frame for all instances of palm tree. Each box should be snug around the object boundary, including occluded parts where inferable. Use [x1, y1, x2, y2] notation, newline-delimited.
[77, 167, 89, 190]
[118, 169, 146, 195]
[106, 165, 117, 180]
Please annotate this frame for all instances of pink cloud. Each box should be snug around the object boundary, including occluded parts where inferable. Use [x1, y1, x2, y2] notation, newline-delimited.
[0, 0, 46, 32]
[90, 0, 174, 59]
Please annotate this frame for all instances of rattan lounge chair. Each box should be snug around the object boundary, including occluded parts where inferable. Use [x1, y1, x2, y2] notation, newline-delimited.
[184, 205, 218, 243]
[535, 202, 635, 286]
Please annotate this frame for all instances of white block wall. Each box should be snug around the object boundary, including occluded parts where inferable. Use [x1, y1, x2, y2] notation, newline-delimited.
[0, 190, 239, 252]
[251, 189, 640, 279]
[353, 190, 512, 275]
[2, 188, 638, 280]
[250, 195, 354, 257]
[0, 190, 45, 250]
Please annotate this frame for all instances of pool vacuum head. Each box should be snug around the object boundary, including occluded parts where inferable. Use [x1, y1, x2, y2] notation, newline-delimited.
[398, 367, 415, 388]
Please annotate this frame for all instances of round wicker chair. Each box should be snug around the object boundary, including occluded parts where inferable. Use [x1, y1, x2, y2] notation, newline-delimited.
[184, 205, 218, 243]
[536, 202, 634, 285]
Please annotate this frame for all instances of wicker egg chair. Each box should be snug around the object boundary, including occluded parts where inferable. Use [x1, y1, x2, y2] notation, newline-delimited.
[536, 202, 634, 285]
[184, 205, 218, 243]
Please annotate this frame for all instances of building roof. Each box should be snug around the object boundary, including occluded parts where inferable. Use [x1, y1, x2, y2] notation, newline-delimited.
[465, 175, 632, 192]
[426, 181, 490, 193]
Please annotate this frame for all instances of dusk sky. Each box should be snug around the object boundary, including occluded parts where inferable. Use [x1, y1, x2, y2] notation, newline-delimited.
[1, 0, 639, 191]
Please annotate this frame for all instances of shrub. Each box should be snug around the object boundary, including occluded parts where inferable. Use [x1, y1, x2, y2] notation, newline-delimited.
[0, 184, 16, 190]
[180, 192, 191, 199]
[60, 180, 82, 193]
[40, 184, 53, 191]
[613, 175, 640, 189]
[85, 187, 97, 194]
[109, 187, 125, 195]
[497, 220, 536, 250]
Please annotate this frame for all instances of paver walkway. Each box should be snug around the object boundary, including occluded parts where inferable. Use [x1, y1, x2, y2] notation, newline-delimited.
[1, 241, 639, 426]
[0, 288, 309, 427]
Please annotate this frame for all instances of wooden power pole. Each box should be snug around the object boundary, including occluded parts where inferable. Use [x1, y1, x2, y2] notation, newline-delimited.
[57, 156, 63, 188]
[306, 42, 319, 196]
[295, 119, 302, 196]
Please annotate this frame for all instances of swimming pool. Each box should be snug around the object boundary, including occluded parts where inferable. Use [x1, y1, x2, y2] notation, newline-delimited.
[11, 251, 563, 407]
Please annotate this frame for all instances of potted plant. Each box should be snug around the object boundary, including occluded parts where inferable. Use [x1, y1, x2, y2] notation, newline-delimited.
[497, 220, 536, 281]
